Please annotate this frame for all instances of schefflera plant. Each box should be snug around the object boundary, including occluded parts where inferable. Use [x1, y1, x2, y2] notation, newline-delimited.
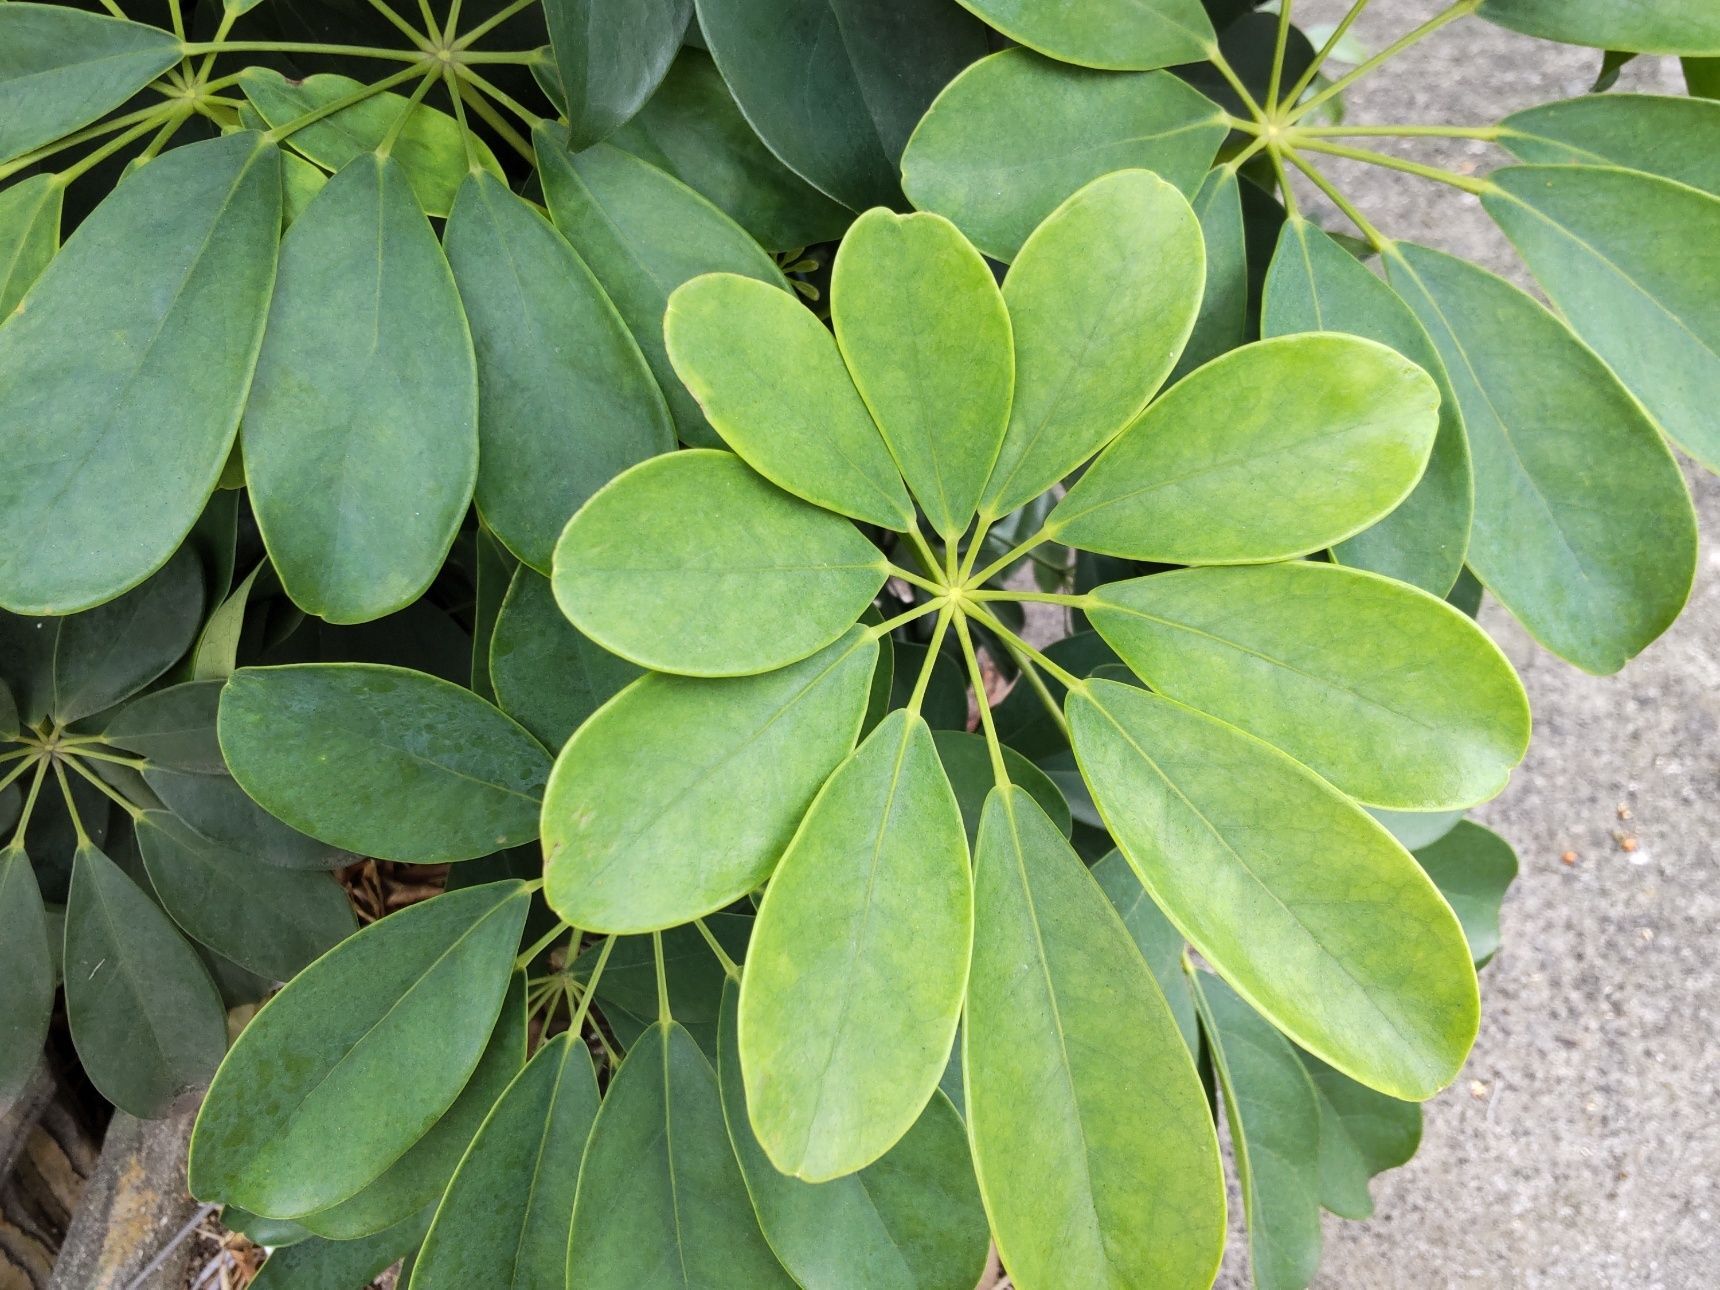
[528, 170, 1528, 1286]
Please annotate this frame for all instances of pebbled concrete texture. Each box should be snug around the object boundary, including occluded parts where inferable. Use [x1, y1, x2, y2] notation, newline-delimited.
[1214, 4, 1720, 1287]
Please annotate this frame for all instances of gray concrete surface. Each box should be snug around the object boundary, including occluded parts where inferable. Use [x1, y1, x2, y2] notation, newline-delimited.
[1222, 5, 1719, 1287]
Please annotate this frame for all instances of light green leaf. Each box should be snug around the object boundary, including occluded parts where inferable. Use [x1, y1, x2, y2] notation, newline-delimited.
[718, 980, 990, 1290]
[143, 768, 349, 871]
[1486, 164, 1720, 473]
[238, 68, 505, 217]
[1091, 849, 1197, 1053]
[1263, 217, 1472, 595]
[965, 786, 1225, 1290]
[739, 710, 971, 1180]
[1068, 680, 1479, 1099]
[609, 47, 853, 251]
[1478, 0, 1720, 55]
[665, 273, 913, 530]
[542, 627, 876, 933]
[244, 153, 478, 624]
[135, 811, 355, 981]
[901, 49, 1227, 261]
[1501, 94, 1720, 197]
[0, 133, 280, 615]
[695, 0, 987, 211]
[490, 566, 641, 749]
[302, 980, 526, 1239]
[831, 210, 1011, 538]
[1297, 1050, 1421, 1221]
[567, 1019, 794, 1287]
[1413, 820, 1518, 967]
[0, 174, 60, 319]
[50, 545, 202, 723]
[1048, 333, 1440, 563]
[1192, 972, 1323, 1290]
[0, 849, 53, 1103]
[64, 842, 227, 1118]
[409, 1033, 599, 1290]
[537, 129, 788, 448]
[188, 881, 530, 1218]
[546, 0, 690, 149]
[445, 172, 673, 573]
[1086, 562, 1528, 810]
[279, 150, 327, 228]
[218, 664, 550, 864]
[1170, 165, 1247, 382]
[1387, 241, 1696, 674]
[190, 562, 264, 683]
[0, 4, 181, 164]
[553, 450, 887, 677]
[932, 729, 1069, 844]
[952, 0, 1213, 70]
[980, 169, 1204, 517]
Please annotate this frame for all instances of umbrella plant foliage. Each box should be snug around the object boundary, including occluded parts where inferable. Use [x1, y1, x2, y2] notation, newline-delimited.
[0, 0, 1714, 1287]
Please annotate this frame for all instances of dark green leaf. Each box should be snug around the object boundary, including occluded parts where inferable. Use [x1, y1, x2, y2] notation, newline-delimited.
[576, 915, 752, 1059]
[1297, 1050, 1421, 1221]
[546, 0, 690, 148]
[1477, 0, 1720, 55]
[542, 627, 876, 933]
[64, 842, 227, 1117]
[250, 1207, 430, 1290]
[0, 134, 280, 614]
[1170, 165, 1247, 382]
[553, 450, 887, 677]
[566, 1019, 794, 1287]
[142, 768, 348, 871]
[243, 153, 478, 624]
[953, 0, 1213, 69]
[1501, 94, 1720, 196]
[218, 664, 550, 864]
[188, 882, 530, 1218]
[0, 174, 60, 318]
[901, 49, 1226, 261]
[932, 729, 1069, 843]
[991, 631, 1117, 761]
[445, 171, 673, 574]
[1413, 820, 1518, 967]
[51, 546, 202, 723]
[0, 848, 53, 1103]
[0, 612, 54, 727]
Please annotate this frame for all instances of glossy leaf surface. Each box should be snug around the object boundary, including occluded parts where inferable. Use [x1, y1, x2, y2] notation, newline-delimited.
[664, 274, 912, 530]
[980, 169, 1203, 518]
[1068, 681, 1479, 1099]
[547, 0, 690, 149]
[1388, 241, 1696, 674]
[0, 849, 53, 1103]
[1049, 334, 1439, 563]
[542, 628, 876, 932]
[1263, 217, 1471, 595]
[953, 0, 1212, 70]
[1478, 0, 1720, 55]
[901, 50, 1226, 261]
[65, 843, 227, 1117]
[1414, 820, 1518, 967]
[537, 131, 787, 447]
[0, 134, 279, 614]
[0, 174, 61, 318]
[143, 768, 348, 871]
[555, 451, 886, 676]
[740, 710, 971, 1180]
[188, 882, 529, 1218]
[219, 665, 549, 864]
[718, 981, 989, 1289]
[1501, 94, 1720, 196]
[566, 1019, 793, 1287]
[445, 172, 672, 573]
[410, 1034, 599, 1290]
[831, 210, 1012, 537]
[1087, 563, 1528, 810]
[1486, 165, 1720, 473]
[965, 786, 1225, 1290]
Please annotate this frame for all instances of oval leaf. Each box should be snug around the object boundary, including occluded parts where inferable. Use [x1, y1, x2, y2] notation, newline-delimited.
[567, 1019, 794, 1287]
[0, 848, 53, 1103]
[188, 881, 530, 1218]
[0, 134, 280, 614]
[445, 171, 673, 573]
[65, 842, 227, 1117]
[1085, 563, 1529, 810]
[1297, 1050, 1421, 1221]
[142, 767, 349, 871]
[104, 680, 226, 774]
[553, 450, 887, 677]
[546, 0, 690, 148]
[1477, 0, 1720, 55]
[901, 49, 1226, 261]
[1501, 93, 1720, 197]
[981, 169, 1205, 517]
[1413, 820, 1518, 968]
[1386, 240, 1697, 674]
[953, 0, 1213, 70]
[1067, 680, 1479, 1099]
[965, 786, 1226, 1289]
[664, 273, 914, 530]
[243, 153, 478, 624]
[542, 627, 877, 933]
[739, 710, 971, 1180]
[219, 664, 550, 863]
[1048, 333, 1440, 563]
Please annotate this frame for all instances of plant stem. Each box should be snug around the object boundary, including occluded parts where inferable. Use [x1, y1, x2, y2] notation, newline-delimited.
[1290, 135, 1492, 194]
[1295, 122, 1503, 139]
[0, 102, 170, 182]
[906, 605, 955, 716]
[1266, 0, 1293, 114]
[454, 65, 543, 129]
[96, 0, 127, 18]
[453, 0, 540, 49]
[413, 0, 443, 45]
[53, 762, 94, 845]
[454, 80, 534, 163]
[460, 49, 552, 65]
[444, 67, 482, 171]
[7, 760, 50, 850]
[869, 597, 947, 640]
[965, 526, 1053, 590]
[905, 525, 946, 584]
[1205, 40, 1266, 122]
[136, 106, 192, 165]
[1283, 153, 1391, 250]
[653, 932, 671, 1024]
[567, 934, 614, 1039]
[693, 919, 741, 980]
[995, 636, 1070, 739]
[515, 920, 571, 970]
[167, 0, 186, 41]
[953, 614, 1011, 792]
[968, 589, 1092, 608]
[378, 68, 439, 156]
[266, 64, 425, 143]
[1268, 145, 1300, 216]
[53, 116, 167, 186]
[955, 517, 993, 585]
[66, 747, 148, 769]
[363, 0, 432, 48]
[962, 604, 1084, 692]
[1280, 0, 1372, 109]
[62, 757, 146, 820]
[885, 562, 945, 596]
[0, 757, 35, 796]
[179, 40, 427, 62]
[1291, 0, 1480, 124]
